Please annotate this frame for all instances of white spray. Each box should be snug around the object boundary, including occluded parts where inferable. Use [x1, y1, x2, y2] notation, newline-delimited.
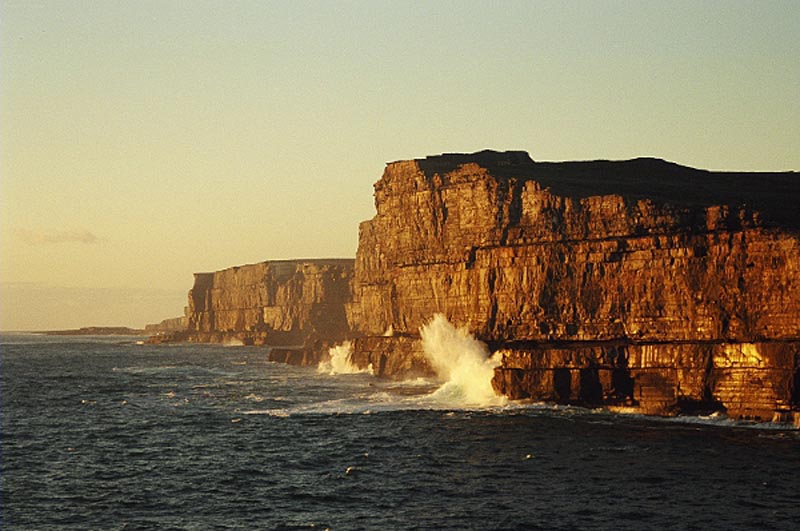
[420, 314, 506, 407]
[318, 341, 373, 375]
[223, 338, 245, 347]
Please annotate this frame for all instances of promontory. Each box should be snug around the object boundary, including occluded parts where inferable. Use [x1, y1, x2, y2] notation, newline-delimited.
[162, 150, 800, 422]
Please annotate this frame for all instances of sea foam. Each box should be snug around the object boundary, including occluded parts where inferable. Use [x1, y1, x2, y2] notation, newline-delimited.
[420, 314, 506, 408]
[222, 338, 245, 347]
[318, 341, 373, 375]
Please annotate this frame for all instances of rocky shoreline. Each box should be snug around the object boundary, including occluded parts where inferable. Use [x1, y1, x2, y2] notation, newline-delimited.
[153, 151, 800, 424]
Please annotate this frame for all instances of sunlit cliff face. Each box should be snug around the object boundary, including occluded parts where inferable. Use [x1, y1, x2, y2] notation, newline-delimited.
[345, 153, 800, 421]
[171, 152, 799, 422]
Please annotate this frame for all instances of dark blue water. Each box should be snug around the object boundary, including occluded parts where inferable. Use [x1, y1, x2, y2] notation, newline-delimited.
[2, 334, 799, 530]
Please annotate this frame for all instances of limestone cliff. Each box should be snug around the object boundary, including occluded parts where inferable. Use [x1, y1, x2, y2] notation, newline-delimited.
[183, 259, 353, 347]
[347, 150, 800, 421]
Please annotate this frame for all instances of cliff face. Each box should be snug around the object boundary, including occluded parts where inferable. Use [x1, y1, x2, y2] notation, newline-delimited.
[347, 151, 800, 420]
[185, 259, 353, 347]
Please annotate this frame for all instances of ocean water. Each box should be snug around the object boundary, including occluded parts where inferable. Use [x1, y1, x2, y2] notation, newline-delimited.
[2, 333, 799, 530]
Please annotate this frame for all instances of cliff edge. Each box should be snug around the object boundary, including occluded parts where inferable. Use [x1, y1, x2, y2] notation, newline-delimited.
[179, 259, 353, 350]
[346, 150, 800, 420]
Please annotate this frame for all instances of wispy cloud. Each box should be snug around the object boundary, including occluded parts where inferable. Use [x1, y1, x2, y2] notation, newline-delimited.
[14, 228, 100, 245]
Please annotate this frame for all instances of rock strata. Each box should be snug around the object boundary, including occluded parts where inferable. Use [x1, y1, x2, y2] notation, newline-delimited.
[347, 150, 800, 421]
[180, 259, 354, 348]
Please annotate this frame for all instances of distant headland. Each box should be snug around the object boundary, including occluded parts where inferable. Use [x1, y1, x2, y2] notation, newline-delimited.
[43, 326, 146, 336]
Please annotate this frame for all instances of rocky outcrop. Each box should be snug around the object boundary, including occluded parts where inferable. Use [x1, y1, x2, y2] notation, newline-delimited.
[182, 259, 353, 347]
[347, 150, 800, 421]
[350, 336, 431, 380]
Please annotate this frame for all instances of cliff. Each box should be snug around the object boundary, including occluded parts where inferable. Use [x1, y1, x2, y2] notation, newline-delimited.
[347, 150, 800, 421]
[182, 259, 353, 348]
[145, 316, 188, 334]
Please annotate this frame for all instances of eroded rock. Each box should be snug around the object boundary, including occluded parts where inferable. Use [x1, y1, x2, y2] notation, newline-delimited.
[347, 150, 800, 420]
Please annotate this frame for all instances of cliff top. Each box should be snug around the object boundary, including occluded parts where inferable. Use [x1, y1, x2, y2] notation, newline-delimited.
[194, 258, 354, 277]
[389, 150, 800, 228]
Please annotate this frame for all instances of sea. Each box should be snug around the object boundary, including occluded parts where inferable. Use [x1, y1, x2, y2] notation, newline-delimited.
[2, 332, 799, 530]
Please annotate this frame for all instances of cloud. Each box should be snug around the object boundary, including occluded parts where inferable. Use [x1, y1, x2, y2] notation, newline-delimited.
[14, 228, 100, 245]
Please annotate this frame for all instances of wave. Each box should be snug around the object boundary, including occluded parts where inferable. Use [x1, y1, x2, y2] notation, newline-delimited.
[242, 381, 799, 433]
[310, 315, 507, 411]
[419, 314, 507, 408]
[112, 365, 179, 374]
[223, 338, 245, 347]
[317, 341, 373, 375]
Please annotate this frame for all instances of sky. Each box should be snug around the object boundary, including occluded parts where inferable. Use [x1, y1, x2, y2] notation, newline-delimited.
[1, 0, 799, 330]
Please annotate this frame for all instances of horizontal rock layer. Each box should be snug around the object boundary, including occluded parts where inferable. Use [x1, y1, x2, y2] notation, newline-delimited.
[184, 259, 353, 346]
[493, 341, 799, 420]
[347, 150, 800, 420]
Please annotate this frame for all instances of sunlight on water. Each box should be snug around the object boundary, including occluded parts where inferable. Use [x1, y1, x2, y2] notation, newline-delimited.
[420, 314, 507, 408]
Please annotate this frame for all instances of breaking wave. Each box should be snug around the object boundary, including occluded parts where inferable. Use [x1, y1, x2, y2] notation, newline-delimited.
[223, 338, 245, 347]
[420, 314, 506, 408]
[318, 341, 373, 375]
[312, 315, 506, 409]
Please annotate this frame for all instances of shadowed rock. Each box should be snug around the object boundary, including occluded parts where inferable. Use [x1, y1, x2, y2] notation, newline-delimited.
[181, 259, 354, 351]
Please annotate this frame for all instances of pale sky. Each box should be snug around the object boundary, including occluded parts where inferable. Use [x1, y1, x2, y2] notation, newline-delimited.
[1, 1, 799, 330]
